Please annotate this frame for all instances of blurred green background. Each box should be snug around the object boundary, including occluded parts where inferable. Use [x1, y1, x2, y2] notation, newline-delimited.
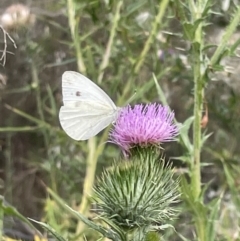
[0, 0, 240, 240]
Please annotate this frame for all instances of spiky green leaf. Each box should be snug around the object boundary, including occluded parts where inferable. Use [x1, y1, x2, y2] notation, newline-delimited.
[29, 219, 66, 241]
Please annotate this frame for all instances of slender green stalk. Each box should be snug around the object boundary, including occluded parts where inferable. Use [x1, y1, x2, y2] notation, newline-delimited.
[4, 85, 31, 94]
[66, 0, 112, 238]
[188, 0, 196, 17]
[196, 217, 206, 241]
[210, 5, 240, 66]
[133, 0, 170, 74]
[31, 62, 49, 146]
[31, 63, 59, 193]
[191, 3, 240, 205]
[97, 1, 123, 84]
[76, 137, 96, 235]
[190, 1, 206, 241]
[5, 135, 12, 203]
[191, 63, 203, 202]
[0, 126, 42, 132]
[190, 0, 204, 202]
[67, 0, 86, 74]
[4, 104, 50, 127]
[75, 126, 112, 237]
[191, 7, 240, 240]
[120, 0, 170, 106]
[0, 205, 2, 241]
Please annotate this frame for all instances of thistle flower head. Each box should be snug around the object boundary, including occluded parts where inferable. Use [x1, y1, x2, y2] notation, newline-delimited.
[109, 103, 179, 154]
[93, 155, 180, 230]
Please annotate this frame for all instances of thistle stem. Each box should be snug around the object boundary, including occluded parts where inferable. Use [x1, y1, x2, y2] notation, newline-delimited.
[191, 2, 240, 204]
[190, 2, 207, 241]
[191, 0, 204, 202]
[133, 0, 170, 74]
[67, 0, 86, 74]
[97, 1, 123, 84]
[210, 5, 240, 66]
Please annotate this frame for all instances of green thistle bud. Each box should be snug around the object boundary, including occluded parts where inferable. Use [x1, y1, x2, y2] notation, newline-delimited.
[93, 154, 180, 231]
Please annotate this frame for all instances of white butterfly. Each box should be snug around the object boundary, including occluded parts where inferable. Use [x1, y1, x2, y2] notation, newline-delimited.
[59, 71, 120, 140]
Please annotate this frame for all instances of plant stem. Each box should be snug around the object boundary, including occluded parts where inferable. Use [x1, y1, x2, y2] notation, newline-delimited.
[191, 3, 240, 204]
[210, 5, 240, 66]
[190, 1, 206, 241]
[31, 62, 49, 146]
[4, 104, 51, 128]
[191, 0, 204, 202]
[76, 137, 96, 236]
[191, 7, 240, 241]
[121, 0, 170, 106]
[97, 1, 123, 84]
[67, 0, 86, 74]
[0, 126, 41, 132]
[196, 217, 206, 241]
[0, 203, 2, 241]
[75, 128, 110, 237]
[133, 0, 170, 74]
[66, 1, 90, 234]
[32, 63, 59, 193]
[5, 135, 12, 202]
[192, 61, 203, 201]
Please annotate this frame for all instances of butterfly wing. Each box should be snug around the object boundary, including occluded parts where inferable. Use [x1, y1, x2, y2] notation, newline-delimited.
[61, 71, 116, 109]
[59, 71, 118, 140]
[59, 104, 118, 140]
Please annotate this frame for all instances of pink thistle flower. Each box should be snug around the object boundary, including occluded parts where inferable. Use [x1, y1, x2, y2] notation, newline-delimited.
[109, 103, 179, 154]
